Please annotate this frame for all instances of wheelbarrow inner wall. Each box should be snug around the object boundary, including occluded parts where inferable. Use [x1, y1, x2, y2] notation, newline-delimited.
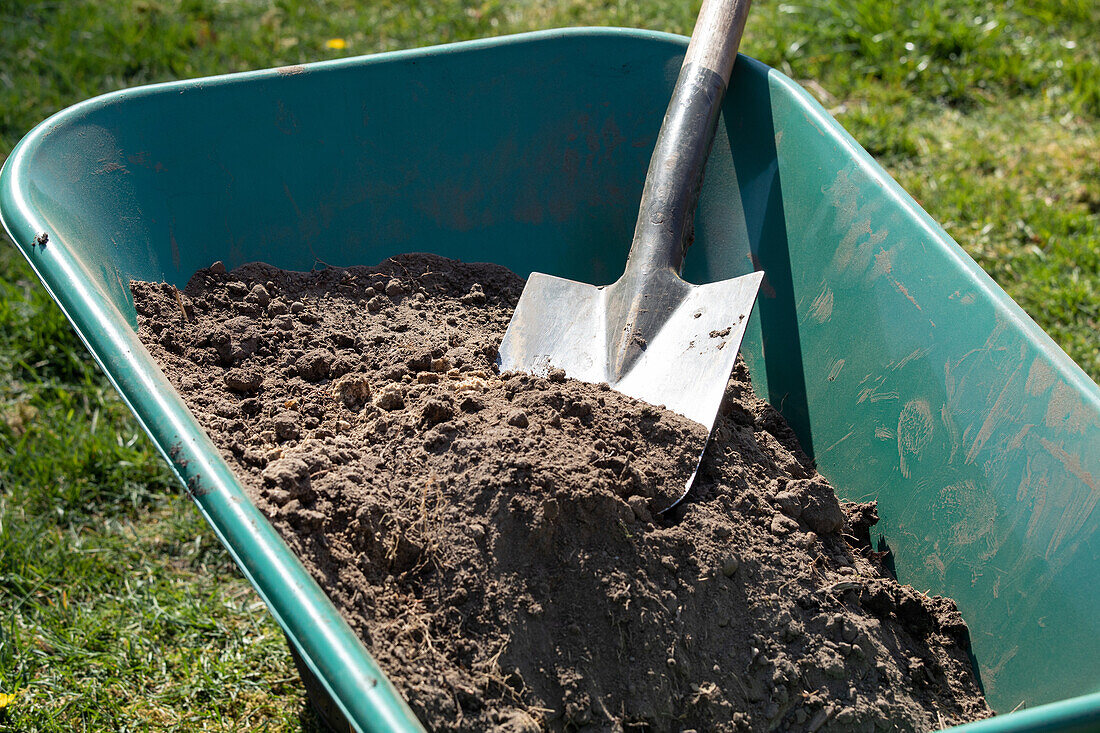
[3, 28, 1098, 727]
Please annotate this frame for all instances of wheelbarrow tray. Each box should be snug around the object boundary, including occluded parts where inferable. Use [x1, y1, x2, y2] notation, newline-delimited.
[2, 28, 1098, 733]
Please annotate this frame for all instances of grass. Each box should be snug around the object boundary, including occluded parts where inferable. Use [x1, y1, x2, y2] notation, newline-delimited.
[0, 0, 1096, 729]
[0, 251, 325, 729]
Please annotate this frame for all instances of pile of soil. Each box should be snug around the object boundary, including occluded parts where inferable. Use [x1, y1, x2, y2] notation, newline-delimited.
[132, 254, 991, 732]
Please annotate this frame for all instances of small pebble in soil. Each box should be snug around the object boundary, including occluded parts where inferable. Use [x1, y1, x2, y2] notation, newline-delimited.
[374, 384, 404, 411]
[273, 411, 300, 441]
[295, 349, 332, 382]
[246, 283, 271, 308]
[506, 409, 529, 428]
[331, 374, 371, 410]
[460, 283, 486, 305]
[224, 367, 263, 393]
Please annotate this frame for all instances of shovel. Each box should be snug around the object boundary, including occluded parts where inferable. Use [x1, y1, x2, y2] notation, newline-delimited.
[498, 0, 763, 510]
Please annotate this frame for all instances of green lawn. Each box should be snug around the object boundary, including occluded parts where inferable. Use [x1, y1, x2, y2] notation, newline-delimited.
[1, 0, 1097, 729]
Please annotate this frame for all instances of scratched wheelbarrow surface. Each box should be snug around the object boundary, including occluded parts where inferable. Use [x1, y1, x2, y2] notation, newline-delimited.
[2, 28, 1098, 733]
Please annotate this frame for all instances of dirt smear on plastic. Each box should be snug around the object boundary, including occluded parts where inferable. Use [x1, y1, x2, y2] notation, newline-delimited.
[132, 254, 991, 732]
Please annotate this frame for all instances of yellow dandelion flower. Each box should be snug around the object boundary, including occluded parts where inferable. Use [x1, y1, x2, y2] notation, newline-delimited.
[0, 691, 18, 709]
[325, 38, 347, 50]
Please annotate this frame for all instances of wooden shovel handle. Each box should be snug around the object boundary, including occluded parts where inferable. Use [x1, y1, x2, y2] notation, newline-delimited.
[684, 0, 753, 86]
[624, 0, 753, 279]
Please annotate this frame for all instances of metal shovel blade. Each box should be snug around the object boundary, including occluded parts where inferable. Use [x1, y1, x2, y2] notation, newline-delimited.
[496, 0, 763, 508]
[497, 268, 763, 486]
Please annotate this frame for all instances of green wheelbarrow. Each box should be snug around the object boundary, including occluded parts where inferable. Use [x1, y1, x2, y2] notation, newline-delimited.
[2, 28, 1098, 733]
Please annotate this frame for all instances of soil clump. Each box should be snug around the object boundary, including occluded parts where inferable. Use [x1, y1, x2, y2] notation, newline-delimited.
[132, 254, 991, 732]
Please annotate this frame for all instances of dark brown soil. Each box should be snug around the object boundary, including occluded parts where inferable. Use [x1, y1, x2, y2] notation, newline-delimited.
[132, 254, 991, 732]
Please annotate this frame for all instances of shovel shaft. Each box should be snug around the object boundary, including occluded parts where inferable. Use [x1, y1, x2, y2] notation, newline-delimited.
[685, 0, 754, 83]
[625, 0, 752, 279]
